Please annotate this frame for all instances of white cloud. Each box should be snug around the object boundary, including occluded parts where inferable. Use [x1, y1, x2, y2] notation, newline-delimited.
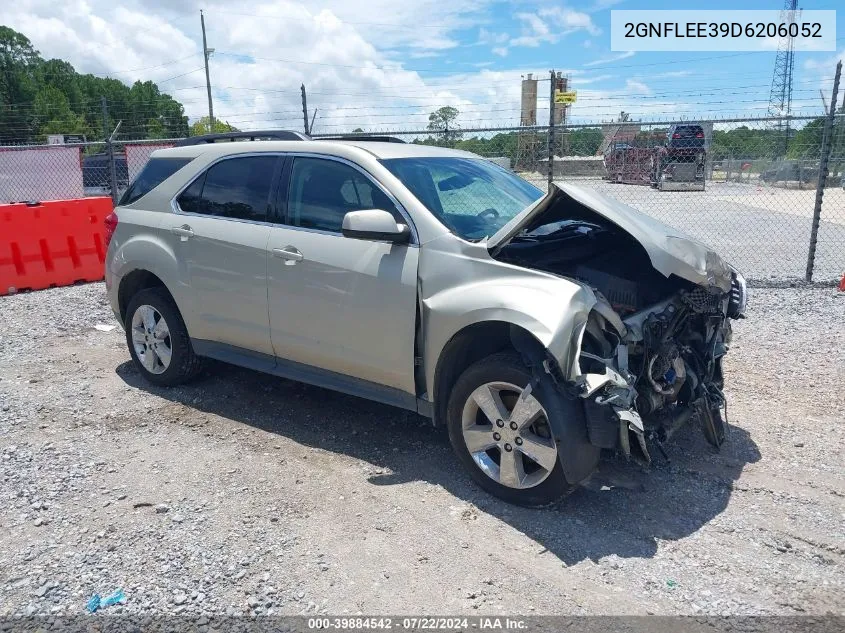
[477, 28, 508, 46]
[540, 6, 600, 36]
[0, 0, 811, 136]
[577, 74, 616, 85]
[1, 0, 506, 133]
[583, 51, 635, 67]
[589, 0, 627, 10]
[804, 48, 845, 72]
[624, 79, 651, 95]
[502, 6, 598, 56]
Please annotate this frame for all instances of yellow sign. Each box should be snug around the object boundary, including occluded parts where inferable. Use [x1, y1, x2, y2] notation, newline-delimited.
[555, 90, 577, 104]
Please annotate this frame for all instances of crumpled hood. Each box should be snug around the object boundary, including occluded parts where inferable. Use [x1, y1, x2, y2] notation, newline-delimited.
[487, 181, 733, 292]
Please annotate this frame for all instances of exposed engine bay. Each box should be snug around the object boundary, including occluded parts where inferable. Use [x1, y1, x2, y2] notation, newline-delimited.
[495, 191, 747, 460]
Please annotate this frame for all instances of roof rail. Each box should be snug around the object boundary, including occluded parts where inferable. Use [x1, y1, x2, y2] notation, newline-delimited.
[317, 135, 406, 144]
[175, 130, 310, 146]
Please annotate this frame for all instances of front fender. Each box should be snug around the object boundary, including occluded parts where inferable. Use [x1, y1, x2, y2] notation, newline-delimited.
[421, 272, 597, 399]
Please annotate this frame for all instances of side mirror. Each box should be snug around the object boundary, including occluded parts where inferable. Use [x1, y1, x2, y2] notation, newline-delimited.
[341, 209, 410, 244]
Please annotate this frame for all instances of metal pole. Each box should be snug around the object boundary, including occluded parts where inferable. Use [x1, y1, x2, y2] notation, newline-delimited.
[805, 60, 841, 281]
[107, 121, 122, 206]
[548, 69, 555, 190]
[301, 84, 309, 135]
[559, 74, 569, 157]
[831, 88, 845, 187]
[101, 97, 117, 204]
[201, 10, 214, 133]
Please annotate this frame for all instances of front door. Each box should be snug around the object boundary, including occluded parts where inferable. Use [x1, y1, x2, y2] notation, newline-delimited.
[170, 154, 281, 355]
[267, 156, 419, 394]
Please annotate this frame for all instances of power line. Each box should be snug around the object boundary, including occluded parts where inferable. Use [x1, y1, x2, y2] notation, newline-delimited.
[209, 9, 482, 31]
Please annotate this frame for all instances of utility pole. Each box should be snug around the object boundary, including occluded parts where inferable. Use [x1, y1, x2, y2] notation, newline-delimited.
[201, 10, 215, 133]
[301, 84, 309, 135]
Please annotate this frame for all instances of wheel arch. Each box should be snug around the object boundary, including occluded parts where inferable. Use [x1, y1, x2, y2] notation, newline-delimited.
[430, 321, 551, 427]
[118, 270, 178, 325]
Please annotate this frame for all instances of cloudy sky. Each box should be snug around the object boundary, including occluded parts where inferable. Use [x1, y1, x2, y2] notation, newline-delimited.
[2, 0, 843, 134]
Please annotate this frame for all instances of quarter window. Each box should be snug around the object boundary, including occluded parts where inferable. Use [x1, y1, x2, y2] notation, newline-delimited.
[120, 157, 192, 206]
[177, 155, 278, 222]
[287, 157, 402, 232]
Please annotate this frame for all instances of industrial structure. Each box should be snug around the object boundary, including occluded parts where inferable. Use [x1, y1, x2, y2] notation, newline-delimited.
[767, 0, 798, 155]
[515, 73, 541, 170]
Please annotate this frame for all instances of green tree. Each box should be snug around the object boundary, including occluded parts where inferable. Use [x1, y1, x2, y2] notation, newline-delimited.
[786, 118, 825, 159]
[0, 26, 38, 141]
[0, 26, 191, 143]
[189, 116, 240, 135]
[427, 106, 461, 145]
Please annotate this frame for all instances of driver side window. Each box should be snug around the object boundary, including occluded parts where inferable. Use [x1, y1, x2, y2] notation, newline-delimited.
[287, 157, 403, 233]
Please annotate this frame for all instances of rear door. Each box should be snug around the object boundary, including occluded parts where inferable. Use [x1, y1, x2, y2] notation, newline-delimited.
[266, 155, 419, 394]
[170, 154, 281, 355]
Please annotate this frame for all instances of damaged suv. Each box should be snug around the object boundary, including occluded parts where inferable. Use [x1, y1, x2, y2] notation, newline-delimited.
[105, 139, 747, 506]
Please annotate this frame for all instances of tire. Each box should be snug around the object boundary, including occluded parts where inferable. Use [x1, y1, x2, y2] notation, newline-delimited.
[446, 352, 582, 507]
[124, 287, 203, 387]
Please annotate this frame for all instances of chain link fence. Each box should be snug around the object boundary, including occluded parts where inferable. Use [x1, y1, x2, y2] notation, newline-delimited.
[1, 113, 843, 284]
[325, 109, 844, 284]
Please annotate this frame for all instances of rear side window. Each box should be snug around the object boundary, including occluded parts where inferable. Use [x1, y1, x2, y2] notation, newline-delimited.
[176, 156, 278, 222]
[119, 157, 192, 206]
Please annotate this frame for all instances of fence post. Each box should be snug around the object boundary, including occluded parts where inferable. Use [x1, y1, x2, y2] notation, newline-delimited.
[301, 84, 309, 136]
[100, 97, 118, 205]
[805, 60, 842, 282]
[547, 69, 556, 190]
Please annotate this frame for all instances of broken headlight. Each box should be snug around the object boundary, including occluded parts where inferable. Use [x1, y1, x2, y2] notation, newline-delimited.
[728, 270, 748, 318]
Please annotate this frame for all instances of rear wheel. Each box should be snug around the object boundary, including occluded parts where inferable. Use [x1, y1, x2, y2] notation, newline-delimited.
[446, 352, 580, 506]
[125, 287, 203, 387]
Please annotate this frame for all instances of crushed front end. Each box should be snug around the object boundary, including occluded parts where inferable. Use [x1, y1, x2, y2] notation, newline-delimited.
[575, 273, 746, 462]
[490, 182, 748, 461]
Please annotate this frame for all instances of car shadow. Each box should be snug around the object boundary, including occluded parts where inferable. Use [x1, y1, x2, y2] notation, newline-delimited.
[115, 360, 761, 566]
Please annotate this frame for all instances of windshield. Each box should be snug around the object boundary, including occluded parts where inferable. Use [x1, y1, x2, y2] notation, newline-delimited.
[381, 157, 544, 240]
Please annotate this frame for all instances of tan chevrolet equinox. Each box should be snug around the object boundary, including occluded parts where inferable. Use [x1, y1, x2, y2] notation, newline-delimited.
[104, 136, 747, 506]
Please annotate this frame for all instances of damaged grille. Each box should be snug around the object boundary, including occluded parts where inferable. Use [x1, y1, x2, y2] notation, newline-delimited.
[682, 287, 723, 314]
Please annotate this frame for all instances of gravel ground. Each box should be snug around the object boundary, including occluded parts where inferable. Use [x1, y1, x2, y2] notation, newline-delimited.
[0, 283, 843, 617]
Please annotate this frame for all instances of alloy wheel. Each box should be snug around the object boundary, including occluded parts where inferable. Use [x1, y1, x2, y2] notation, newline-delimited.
[130, 304, 172, 375]
[460, 381, 558, 490]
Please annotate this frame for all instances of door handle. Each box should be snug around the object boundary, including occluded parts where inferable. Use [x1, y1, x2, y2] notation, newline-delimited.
[272, 246, 304, 263]
[171, 225, 194, 241]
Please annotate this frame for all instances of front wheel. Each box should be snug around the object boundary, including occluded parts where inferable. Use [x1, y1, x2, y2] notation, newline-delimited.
[446, 352, 583, 506]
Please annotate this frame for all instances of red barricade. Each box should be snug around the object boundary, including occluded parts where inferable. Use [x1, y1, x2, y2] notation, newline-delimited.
[0, 197, 113, 295]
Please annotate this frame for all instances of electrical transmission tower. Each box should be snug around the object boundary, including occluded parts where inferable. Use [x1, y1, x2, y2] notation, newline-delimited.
[767, 0, 798, 156]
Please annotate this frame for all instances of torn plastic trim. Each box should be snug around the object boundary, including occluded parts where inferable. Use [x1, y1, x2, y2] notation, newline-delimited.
[566, 303, 651, 462]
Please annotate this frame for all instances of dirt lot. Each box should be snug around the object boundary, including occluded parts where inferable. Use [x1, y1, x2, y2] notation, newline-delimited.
[0, 283, 843, 617]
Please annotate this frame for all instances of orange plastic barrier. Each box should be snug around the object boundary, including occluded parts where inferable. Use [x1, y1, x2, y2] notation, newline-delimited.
[0, 197, 113, 296]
